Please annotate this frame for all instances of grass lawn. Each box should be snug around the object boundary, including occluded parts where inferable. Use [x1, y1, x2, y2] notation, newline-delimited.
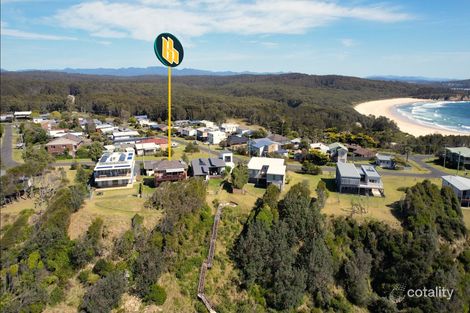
[68, 183, 161, 240]
[424, 157, 469, 176]
[11, 129, 24, 163]
[323, 175, 441, 228]
[462, 209, 470, 230]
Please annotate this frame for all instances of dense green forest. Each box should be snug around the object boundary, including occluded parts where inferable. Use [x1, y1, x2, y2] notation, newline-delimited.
[233, 180, 469, 312]
[2, 72, 468, 138]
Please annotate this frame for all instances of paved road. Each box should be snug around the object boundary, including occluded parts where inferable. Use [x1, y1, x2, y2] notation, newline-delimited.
[1, 124, 19, 170]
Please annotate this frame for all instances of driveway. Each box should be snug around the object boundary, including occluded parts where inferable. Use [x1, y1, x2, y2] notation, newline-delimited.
[1, 123, 19, 170]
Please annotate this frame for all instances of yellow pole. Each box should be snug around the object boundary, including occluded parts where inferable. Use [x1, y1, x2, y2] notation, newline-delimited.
[168, 66, 172, 160]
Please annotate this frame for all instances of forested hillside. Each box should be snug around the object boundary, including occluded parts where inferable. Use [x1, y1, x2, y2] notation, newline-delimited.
[1, 72, 460, 138]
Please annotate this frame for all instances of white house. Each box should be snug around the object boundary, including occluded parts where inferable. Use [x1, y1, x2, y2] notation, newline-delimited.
[112, 130, 140, 141]
[135, 142, 158, 156]
[220, 123, 239, 134]
[328, 142, 348, 163]
[442, 175, 470, 206]
[181, 127, 197, 137]
[208, 130, 227, 145]
[310, 142, 330, 154]
[219, 150, 234, 170]
[93, 151, 136, 188]
[14, 111, 32, 119]
[199, 120, 215, 128]
[247, 157, 286, 189]
[236, 126, 252, 136]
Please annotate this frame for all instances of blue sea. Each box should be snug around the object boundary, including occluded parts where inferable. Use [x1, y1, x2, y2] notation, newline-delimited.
[397, 101, 470, 134]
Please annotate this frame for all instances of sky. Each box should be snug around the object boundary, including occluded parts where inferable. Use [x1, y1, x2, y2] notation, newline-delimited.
[1, 0, 470, 79]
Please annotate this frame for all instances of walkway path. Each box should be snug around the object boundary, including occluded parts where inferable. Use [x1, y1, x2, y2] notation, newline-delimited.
[197, 202, 236, 313]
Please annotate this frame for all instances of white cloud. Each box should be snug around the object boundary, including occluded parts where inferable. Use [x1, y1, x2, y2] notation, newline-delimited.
[53, 0, 412, 41]
[1, 22, 76, 41]
[340, 38, 356, 47]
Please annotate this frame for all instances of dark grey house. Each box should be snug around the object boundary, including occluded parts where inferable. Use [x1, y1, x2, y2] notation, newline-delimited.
[336, 163, 384, 196]
[190, 158, 227, 180]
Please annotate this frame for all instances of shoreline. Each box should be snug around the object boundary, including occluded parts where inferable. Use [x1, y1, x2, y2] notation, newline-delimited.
[354, 98, 469, 136]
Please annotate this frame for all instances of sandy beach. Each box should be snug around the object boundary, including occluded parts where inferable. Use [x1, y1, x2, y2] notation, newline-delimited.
[354, 98, 469, 136]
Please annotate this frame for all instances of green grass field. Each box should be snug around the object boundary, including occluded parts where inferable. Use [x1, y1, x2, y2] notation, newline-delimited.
[68, 184, 161, 240]
[424, 157, 469, 176]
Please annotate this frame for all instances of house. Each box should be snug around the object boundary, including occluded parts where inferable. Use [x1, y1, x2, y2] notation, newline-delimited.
[208, 130, 227, 145]
[112, 130, 140, 141]
[196, 127, 210, 141]
[48, 129, 67, 138]
[442, 175, 470, 206]
[225, 135, 249, 149]
[134, 115, 148, 121]
[267, 134, 290, 146]
[138, 138, 168, 151]
[191, 157, 227, 180]
[180, 127, 197, 137]
[247, 157, 286, 189]
[143, 160, 188, 186]
[250, 138, 279, 156]
[93, 151, 136, 188]
[14, 111, 32, 119]
[219, 150, 234, 170]
[236, 126, 252, 136]
[310, 142, 330, 154]
[348, 145, 376, 158]
[328, 142, 348, 163]
[220, 123, 239, 134]
[45, 134, 83, 156]
[0, 114, 14, 122]
[174, 120, 191, 127]
[376, 154, 395, 169]
[135, 142, 158, 156]
[199, 120, 215, 128]
[290, 138, 302, 148]
[336, 163, 384, 196]
[444, 147, 470, 169]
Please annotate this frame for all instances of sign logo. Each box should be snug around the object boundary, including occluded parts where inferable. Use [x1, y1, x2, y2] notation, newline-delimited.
[154, 33, 184, 67]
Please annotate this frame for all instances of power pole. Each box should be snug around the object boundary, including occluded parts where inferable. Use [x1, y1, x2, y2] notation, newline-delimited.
[443, 146, 446, 169]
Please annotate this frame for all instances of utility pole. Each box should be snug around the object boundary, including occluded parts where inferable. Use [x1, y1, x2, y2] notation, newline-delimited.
[443, 146, 446, 169]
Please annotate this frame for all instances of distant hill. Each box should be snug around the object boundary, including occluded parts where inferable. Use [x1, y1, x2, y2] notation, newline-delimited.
[11, 66, 272, 77]
[367, 75, 456, 84]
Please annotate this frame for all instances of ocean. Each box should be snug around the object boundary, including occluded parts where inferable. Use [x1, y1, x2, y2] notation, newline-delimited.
[397, 101, 470, 134]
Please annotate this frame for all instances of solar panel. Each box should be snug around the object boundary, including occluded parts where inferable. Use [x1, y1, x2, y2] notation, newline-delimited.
[99, 155, 108, 163]
[118, 153, 126, 162]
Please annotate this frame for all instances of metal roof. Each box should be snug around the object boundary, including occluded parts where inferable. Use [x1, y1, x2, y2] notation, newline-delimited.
[376, 154, 393, 161]
[360, 165, 381, 178]
[442, 175, 470, 191]
[336, 162, 361, 178]
[446, 147, 470, 158]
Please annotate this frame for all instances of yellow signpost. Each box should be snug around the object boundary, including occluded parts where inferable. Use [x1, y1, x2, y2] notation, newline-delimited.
[154, 33, 184, 160]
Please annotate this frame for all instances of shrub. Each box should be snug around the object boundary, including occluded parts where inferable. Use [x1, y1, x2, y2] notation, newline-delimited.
[145, 284, 167, 305]
[92, 259, 115, 277]
[48, 287, 65, 305]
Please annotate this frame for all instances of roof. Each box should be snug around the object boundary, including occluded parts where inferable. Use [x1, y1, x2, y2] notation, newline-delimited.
[138, 138, 168, 145]
[247, 157, 286, 175]
[442, 175, 470, 191]
[46, 137, 80, 146]
[446, 147, 470, 158]
[226, 135, 248, 146]
[14, 111, 32, 115]
[94, 151, 135, 171]
[144, 160, 187, 172]
[191, 158, 226, 176]
[360, 165, 381, 179]
[376, 154, 393, 161]
[62, 133, 82, 142]
[252, 138, 278, 149]
[267, 134, 290, 143]
[113, 130, 140, 137]
[336, 162, 361, 179]
[329, 142, 348, 151]
[352, 146, 375, 157]
[135, 142, 157, 150]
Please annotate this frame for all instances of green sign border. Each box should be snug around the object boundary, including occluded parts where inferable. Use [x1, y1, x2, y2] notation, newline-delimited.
[154, 33, 184, 67]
